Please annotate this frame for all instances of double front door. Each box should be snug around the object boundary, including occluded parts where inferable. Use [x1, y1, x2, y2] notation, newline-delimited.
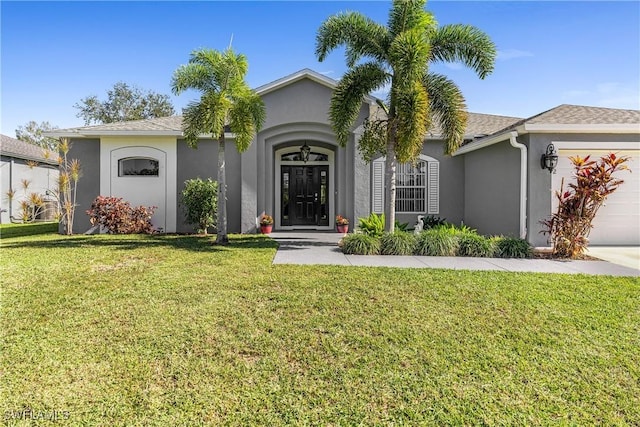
[281, 165, 329, 226]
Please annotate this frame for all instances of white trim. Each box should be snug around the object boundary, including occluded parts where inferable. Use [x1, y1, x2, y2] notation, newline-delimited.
[507, 132, 528, 239]
[452, 131, 514, 156]
[48, 130, 236, 138]
[274, 145, 335, 231]
[524, 123, 640, 133]
[551, 141, 640, 150]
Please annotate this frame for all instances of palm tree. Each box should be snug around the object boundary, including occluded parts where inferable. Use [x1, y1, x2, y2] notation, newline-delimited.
[316, 0, 496, 232]
[172, 48, 265, 244]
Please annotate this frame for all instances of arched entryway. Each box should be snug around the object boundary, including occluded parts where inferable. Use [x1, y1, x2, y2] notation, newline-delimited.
[274, 144, 335, 230]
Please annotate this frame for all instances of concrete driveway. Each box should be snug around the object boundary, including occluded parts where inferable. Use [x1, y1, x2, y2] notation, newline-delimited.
[586, 247, 640, 270]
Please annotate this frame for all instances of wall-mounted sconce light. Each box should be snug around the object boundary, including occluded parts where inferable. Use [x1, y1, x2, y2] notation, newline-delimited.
[541, 143, 559, 173]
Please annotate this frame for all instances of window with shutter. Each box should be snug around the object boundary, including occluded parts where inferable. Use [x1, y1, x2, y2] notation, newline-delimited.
[371, 155, 439, 215]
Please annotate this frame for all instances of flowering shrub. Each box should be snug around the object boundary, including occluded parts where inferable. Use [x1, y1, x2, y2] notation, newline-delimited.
[86, 196, 156, 234]
[540, 153, 630, 258]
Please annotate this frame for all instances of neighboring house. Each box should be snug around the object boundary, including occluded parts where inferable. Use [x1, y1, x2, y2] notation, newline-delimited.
[48, 69, 640, 246]
[0, 134, 59, 223]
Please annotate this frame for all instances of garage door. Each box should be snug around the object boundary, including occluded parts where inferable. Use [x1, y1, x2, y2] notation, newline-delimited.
[552, 148, 640, 245]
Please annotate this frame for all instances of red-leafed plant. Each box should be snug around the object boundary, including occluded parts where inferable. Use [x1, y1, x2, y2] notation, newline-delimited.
[540, 153, 630, 258]
[87, 196, 156, 234]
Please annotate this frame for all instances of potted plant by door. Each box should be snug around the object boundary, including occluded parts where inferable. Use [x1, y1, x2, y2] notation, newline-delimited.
[336, 215, 349, 233]
[260, 214, 273, 234]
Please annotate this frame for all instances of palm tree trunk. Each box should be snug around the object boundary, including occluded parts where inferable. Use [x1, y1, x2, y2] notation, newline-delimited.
[385, 141, 396, 233]
[216, 135, 229, 245]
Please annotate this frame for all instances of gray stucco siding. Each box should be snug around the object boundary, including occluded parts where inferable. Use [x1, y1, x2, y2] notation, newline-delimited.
[65, 138, 100, 234]
[463, 139, 521, 238]
[176, 138, 242, 233]
[526, 132, 640, 246]
[422, 140, 465, 225]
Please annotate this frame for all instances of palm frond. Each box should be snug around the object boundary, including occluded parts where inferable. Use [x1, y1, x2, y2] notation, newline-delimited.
[394, 80, 430, 163]
[172, 62, 216, 94]
[388, 0, 435, 37]
[316, 12, 390, 66]
[389, 28, 430, 85]
[423, 72, 467, 155]
[430, 24, 496, 79]
[229, 91, 265, 153]
[330, 62, 390, 146]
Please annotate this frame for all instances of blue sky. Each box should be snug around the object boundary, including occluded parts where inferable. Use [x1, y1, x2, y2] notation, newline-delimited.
[1, 1, 639, 137]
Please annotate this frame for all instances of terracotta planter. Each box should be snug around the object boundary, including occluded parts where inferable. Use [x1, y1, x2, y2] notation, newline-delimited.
[337, 224, 349, 234]
[260, 224, 273, 234]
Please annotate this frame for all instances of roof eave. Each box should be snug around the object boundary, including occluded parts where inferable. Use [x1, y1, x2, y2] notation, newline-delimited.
[452, 130, 522, 156]
[523, 123, 640, 133]
[45, 130, 237, 139]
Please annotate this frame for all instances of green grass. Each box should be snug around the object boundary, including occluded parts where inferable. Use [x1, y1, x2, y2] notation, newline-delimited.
[0, 221, 58, 238]
[1, 233, 639, 425]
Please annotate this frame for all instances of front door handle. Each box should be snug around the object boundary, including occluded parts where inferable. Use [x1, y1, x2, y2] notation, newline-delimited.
[314, 193, 318, 202]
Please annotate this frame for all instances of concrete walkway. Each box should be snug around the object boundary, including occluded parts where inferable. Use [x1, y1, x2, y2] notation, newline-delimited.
[271, 232, 640, 277]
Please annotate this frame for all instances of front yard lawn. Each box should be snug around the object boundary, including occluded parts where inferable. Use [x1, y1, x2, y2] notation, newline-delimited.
[1, 233, 639, 425]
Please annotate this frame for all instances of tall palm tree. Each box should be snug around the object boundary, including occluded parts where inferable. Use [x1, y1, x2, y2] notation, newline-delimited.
[172, 48, 265, 244]
[316, 0, 496, 232]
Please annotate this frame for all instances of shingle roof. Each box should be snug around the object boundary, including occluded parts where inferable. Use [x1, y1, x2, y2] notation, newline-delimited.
[0, 134, 58, 164]
[528, 104, 640, 124]
[490, 104, 640, 135]
[428, 112, 523, 138]
[55, 115, 184, 134]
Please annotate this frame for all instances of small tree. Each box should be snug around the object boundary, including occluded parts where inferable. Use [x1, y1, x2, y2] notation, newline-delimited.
[181, 178, 218, 234]
[55, 138, 81, 235]
[540, 153, 630, 258]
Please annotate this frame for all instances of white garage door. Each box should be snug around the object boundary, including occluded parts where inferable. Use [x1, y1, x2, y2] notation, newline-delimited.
[552, 147, 640, 245]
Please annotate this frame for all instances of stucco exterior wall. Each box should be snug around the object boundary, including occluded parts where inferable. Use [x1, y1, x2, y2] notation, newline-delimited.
[251, 77, 369, 231]
[65, 138, 100, 234]
[526, 132, 640, 246]
[176, 138, 242, 233]
[0, 156, 58, 223]
[463, 139, 521, 238]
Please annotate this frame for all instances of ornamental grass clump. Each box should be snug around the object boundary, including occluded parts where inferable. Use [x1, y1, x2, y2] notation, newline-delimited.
[457, 233, 496, 257]
[495, 236, 532, 258]
[380, 231, 417, 255]
[540, 153, 630, 258]
[341, 233, 381, 255]
[415, 227, 459, 256]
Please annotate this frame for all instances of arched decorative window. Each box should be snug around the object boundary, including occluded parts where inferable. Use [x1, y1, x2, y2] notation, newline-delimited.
[372, 155, 439, 214]
[118, 157, 159, 177]
[281, 152, 329, 162]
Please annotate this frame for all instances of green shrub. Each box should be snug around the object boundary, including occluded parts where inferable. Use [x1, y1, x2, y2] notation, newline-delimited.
[181, 178, 218, 234]
[394, 220, 410, 232]
[495, 236, 533, 258]
[422, 215, 447, 229]
[457, 233, 496, 257]
[433, 222, 476, 236]
[358, 213, 385, 237]
[380, 232, 416, 255]
[341, 233, 381, 255]
[415, 228, 459, 256]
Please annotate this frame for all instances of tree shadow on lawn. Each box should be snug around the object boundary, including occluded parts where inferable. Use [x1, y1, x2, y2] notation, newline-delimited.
[0, 233, 279, 253]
